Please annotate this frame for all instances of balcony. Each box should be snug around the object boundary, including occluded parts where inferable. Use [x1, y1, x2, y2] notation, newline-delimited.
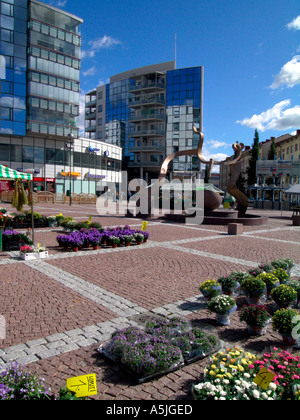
[129, 81, 166, 92]
[128, 96, 165, 107]
[128, 129, 165, 137]
[128, 160, 163, 168]
[128, 144, 165, 153]
[128, 112, 165, 122]
[85, 98, 96, 107]
[85, 125, 96, 132]
[85, 111, 96, 120]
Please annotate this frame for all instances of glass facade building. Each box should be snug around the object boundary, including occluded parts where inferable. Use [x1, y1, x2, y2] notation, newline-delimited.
[166, 67, 203, 173]
[0, 0, 82, 138]
[27, 0, 82, 138]
[0, 0, 28, 136]
[85, 62, 203, 181]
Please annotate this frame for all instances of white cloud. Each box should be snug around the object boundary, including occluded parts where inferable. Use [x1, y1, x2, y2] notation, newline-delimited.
[270, 56, 300, 89]
[287, 15, 300, 31]
[206, 140, 229, 149]
[82, 66, 96, 77]
[48, 0, 67, 7]
[82, 35, 123, 59]
[236, 100, 300, 132]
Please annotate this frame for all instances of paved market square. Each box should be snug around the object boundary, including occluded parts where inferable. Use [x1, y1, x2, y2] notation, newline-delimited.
[0, 203, 299, 400]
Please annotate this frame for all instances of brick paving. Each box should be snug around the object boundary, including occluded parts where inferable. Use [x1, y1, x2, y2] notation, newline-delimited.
[0, 203, 299, 400]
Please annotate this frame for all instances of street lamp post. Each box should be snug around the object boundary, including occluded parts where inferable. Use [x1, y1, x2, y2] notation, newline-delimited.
[66, 134, 74, 206]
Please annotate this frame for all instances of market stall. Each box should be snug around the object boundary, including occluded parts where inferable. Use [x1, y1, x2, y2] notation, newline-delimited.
[0, 165, 34, 250]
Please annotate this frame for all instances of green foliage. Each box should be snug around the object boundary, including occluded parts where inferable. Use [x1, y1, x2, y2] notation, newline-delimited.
[247, 129, 260, 187]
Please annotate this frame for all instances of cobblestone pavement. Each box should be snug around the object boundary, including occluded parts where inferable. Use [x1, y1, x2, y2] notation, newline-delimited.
[0, 203, 299, 400]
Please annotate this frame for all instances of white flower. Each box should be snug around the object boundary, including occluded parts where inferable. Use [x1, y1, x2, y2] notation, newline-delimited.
[269, 382, 277, 391]
[252, 390, 261, 399]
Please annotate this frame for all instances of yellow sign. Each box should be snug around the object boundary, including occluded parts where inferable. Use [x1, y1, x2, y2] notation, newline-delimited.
[141, 221, 148, 231]
[61, 171, 81, 177]
[224, 201, 230, 209]
[66, 374, 97, 398]
[253, 367, 276, 390]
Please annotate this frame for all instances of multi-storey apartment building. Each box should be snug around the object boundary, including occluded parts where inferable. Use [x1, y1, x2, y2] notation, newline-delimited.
[0, 0, 122, 196]
[85, 61, 204, 182]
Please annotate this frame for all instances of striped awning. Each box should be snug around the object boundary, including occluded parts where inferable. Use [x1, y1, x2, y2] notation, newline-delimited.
[0, 165, 33, 181]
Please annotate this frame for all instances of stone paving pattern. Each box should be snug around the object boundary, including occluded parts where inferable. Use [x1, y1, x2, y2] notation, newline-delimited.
[0, 203, 299, 400]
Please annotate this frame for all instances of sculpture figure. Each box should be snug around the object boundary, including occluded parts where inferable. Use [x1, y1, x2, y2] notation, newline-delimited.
[158, 126, 248, 215]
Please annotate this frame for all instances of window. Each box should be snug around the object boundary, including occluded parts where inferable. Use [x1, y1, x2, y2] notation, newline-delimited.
[22, 146, 34, 163]
[34, 147, 44, 163]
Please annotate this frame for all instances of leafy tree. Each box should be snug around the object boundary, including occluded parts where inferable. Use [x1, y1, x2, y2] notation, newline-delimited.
[268, 137, 277, 160]
[247, 129, 260, 186]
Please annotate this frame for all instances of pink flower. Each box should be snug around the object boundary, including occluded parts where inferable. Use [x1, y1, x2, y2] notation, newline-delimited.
[249, 364, 254, 369]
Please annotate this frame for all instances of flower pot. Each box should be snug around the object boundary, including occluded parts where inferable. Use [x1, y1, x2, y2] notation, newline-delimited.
[125, 243, 131, 247]
[281, 334, 297, 347]
[112, 243, 118, 248]
[93, 245, 99, 250]
[73, 247, 79, 252]
[247, 319, 271, 336]
[215, 305, 237, 326]
[20, 251, 48, 261]
[244, 292, 267, 306]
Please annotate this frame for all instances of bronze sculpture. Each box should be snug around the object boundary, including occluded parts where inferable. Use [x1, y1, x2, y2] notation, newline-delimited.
[158, 126, 248, 216]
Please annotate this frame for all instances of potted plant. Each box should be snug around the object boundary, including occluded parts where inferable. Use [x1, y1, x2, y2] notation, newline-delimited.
[134, 233, 144, 245]
[142, 231, 150, 243]
[247, 267, 266, 278]
[239, 304, 271, 335]
[109, 236, 120, 248]
[286, 280, 300, 308]
[270, 284, 297, 309]
[258, 263, 273, 273]
[271, 268, 290, 284]
[56, 234, 70, 250]
[89, 231, 102, 250]
[272, 308, 299, 345]
[240, 277, 267, 305]
[122, 235, 133, 246]
[20, 244, 48, 260]
[121, 339, 183, 381]
[2, 230, 33, 250]
[256, 272, 280, 299]
[218, 274, 240, 296]
[199, 279, 222, 301]
[271, 258, 294, 273]
[55, 213, 65, 226]
[68, 232, 84, 252]
[207, 295, 237, 326]
[47, 216, 56, 227]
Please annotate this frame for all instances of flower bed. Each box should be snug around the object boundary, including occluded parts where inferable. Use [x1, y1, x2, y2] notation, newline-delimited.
[19, 244, 48, 260]
[56, 225, 150, 251]
[198, 259, 299, 343]
[97, 317, 220, 383]
[192, 347, 300, 400]
[2, 229, 33, 251]
[0, 362, 84, 400]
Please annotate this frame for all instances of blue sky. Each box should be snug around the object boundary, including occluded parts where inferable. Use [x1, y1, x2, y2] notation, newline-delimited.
[45, 0, 299, 161]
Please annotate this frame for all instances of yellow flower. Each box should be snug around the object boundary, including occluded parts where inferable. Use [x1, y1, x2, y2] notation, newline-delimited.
[209, 370, 216, 376]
